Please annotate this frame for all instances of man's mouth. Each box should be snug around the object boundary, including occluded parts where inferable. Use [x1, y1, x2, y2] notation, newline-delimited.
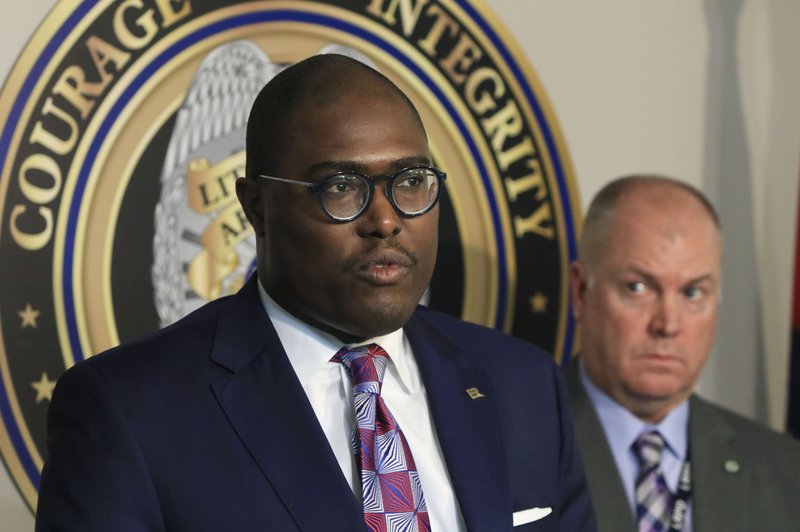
[356, 249, 413, 284]
[636, 352, 684, 367]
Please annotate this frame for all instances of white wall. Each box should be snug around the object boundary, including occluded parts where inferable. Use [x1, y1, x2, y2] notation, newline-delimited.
[1, 0, 798, 527]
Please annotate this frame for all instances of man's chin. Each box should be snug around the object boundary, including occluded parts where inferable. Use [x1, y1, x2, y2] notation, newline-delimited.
[334, 303, 418, 342]
[627, 378, 689, 404]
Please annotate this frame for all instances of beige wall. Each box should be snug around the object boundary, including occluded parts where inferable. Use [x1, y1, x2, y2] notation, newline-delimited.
[490, 0, 800, 432]
[1, 0, 798, 526]
[0, 1, 53, 528]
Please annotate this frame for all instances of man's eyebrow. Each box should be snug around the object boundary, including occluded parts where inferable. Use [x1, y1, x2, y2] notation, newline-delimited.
[391, 156, 433, 170]
[625, 266, 716, 287]
[683, 273, 716, 286]
[305, 156, 433, 177]
[306, 160, 368, 176]
[624, 267, 659, 287]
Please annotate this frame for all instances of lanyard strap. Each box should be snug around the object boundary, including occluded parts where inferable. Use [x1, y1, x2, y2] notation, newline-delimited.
[667, 449, 692, 532]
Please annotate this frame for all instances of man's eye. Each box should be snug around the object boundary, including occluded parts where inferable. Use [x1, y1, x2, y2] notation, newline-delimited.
[396, 176, 421, 187]
[626, 281, 646, 294]
[684, 286, 704, 300]
[325, 180, 357, 194]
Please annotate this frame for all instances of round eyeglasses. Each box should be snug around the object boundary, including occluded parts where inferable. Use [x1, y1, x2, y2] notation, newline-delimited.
[254, 166, 447, 223]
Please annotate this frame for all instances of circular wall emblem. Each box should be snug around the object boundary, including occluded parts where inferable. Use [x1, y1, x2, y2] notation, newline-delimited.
[0, 0, 580, 510]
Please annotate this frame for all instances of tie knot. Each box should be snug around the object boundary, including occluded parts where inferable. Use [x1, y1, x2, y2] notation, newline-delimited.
[331, 343, 390, 391]
[633, 430, 666, 470]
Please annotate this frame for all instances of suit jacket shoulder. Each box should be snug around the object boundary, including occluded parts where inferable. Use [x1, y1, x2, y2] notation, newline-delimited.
[563, 362, 635, 532]
[405, 305, 597, 531]
[37, 279, 365, 531]
[564, 362, 800, 532]
[689, 395, 800, 531]
[408, 304, 558, 368]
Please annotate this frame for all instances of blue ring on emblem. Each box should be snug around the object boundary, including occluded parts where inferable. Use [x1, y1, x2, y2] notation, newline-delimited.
[457, 0, 578, 364]
[64, 9, 508, 362]
[0, 0, 97, 491]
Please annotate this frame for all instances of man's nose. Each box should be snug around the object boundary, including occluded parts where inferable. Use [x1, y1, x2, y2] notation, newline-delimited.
[356, 184, 402, 238]
[649, 294, 681, 337]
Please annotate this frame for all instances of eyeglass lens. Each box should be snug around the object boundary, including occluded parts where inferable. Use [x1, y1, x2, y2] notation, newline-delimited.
[320, 168, 440, 219]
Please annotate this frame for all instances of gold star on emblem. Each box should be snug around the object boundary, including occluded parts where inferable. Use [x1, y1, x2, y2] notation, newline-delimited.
[18, 304, 40, 328]
[31, 372, 56, 403]
[529, 291, 549, 314]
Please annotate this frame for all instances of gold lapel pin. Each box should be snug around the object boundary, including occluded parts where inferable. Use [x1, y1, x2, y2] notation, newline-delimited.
[465, 387, 485, 399]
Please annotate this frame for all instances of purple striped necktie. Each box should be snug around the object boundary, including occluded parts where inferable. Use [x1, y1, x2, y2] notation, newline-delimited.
[332, 344, 431, 532]
[633, 431, 673, 532]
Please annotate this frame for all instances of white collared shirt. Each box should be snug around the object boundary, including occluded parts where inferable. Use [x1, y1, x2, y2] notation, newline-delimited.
[579, 360, 693, 531]
[258, 283, 466, 531]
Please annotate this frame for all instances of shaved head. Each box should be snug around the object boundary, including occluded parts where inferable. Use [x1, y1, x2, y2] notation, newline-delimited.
[579, 175, 721, 271]
[246, 53, 425, 178]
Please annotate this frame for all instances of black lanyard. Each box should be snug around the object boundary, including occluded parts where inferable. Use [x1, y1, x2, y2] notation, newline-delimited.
[667, 448, 692, 532]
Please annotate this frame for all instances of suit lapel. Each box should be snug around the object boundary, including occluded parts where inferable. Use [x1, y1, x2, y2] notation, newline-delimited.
[406, 313, 511, 532]
[209, 279, 366, 531]
[564, 363, 635, 532]
[689, 396, 746, 531]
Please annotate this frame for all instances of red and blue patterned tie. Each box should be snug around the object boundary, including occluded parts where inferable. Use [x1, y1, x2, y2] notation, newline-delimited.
[332, 344, 431, 532]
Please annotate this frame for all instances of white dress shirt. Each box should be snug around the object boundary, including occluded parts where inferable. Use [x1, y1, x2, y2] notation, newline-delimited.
[258, 283, 466, 531]
[579, 360, 693, 531]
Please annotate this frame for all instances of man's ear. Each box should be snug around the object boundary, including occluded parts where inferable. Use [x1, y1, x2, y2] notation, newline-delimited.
[236, 177, 266, 237]
[570, 261, 588, 320]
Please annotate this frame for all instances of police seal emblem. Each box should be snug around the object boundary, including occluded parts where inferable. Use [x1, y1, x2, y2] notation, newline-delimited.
[0, 0, 580, 510]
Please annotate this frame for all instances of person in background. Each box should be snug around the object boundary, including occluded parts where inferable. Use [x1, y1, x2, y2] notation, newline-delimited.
[36, 53, 595, 532]
[567, 174, 800, 532]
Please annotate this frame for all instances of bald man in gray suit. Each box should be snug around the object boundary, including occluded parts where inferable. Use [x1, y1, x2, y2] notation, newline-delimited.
[566, 175, 800, 531]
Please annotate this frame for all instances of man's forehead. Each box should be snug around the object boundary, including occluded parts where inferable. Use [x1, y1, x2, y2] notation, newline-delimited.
[609, 187, 718, 240]
[617, 184, 716, 223]
[305, 155, 432, 176]
[599, 232, 722, 285]
[613, 261, 720, 283]
[293, 89, 419, 124]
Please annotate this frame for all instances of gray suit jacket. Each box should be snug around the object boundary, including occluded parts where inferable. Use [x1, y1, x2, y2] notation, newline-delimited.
[564, 362, 800, 531]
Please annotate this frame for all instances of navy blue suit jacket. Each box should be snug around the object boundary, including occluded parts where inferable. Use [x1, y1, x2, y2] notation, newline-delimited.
[37, 279, 595, 531]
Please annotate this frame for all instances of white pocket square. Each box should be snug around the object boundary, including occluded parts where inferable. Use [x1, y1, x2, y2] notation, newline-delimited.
[513, 506, 553, 526]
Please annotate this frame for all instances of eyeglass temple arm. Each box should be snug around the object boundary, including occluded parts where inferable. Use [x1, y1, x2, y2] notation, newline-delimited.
[254, 175, 316, 188]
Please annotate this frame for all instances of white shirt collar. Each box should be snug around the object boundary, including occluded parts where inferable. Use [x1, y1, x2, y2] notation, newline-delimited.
[256, 280, 414, 392]
[578, 357, 689, 460]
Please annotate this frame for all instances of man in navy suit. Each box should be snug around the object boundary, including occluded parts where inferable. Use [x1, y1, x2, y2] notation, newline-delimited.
[36, 54, 595, 531]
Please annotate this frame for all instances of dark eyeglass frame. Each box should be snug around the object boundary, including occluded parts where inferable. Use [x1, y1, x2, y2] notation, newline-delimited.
[253, 165, 447, 223]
